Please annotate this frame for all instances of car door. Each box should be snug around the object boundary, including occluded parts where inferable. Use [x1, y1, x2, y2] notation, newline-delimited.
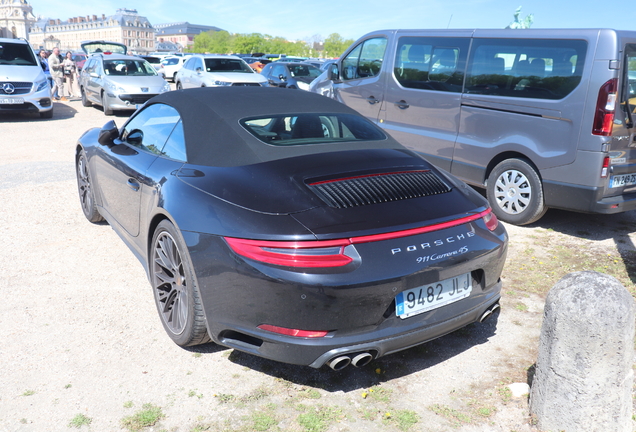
[92, 103, 180, 237]
[179, 57, 196, 88]
[334, 36, 388, 122]
[83, 58, 101, 103]
[381, 35, 470, 171]
[267, 63, 288, 87]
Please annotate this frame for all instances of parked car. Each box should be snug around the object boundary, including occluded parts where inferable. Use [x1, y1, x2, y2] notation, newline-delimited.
[241, 56, 271, 73]
[78, 41, 171, 115]
[317, 28, 636, 225]
[175, 55, 267, 89]
[139, 55, 162, 71]
[71, 52, 87, 71]
[260, 62, 322, 90]
[0, 37, 52, 118]
[158, 56, 187, 82]
[75, 86, 507, 369]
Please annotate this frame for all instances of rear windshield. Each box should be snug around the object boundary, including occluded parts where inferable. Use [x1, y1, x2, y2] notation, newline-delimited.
[241, 113, 386, 146]
[0, 42, 37, 66]
[103, 59, 157, 76]
[204, 58, 253, 73]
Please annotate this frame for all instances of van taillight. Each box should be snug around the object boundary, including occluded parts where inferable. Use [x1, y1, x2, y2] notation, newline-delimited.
[601, 156, 610, 178]
[592, 78, 618, 136]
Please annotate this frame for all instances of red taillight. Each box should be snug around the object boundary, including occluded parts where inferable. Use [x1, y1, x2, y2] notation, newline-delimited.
[257, 324, 328, 338]
[224, 237, 353, 268]
[482, 209, 499, 231]
[225, 209, 497, 267]
[592, 78, 618, 136]
[601, 156, 610, 178]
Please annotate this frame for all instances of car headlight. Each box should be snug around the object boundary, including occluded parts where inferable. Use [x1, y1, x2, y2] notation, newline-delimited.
[160, 82, 171, 93]
[297, 81, 310, 91]
[105, 81, 126, 94]
[34, 79, 48, 92]
[213, 80, 232, 86]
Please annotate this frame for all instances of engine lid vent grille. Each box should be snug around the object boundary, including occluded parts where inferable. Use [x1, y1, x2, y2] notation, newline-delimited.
[307, 170, 451, 209]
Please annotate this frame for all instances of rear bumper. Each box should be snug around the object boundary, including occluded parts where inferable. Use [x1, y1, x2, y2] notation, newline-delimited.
[544, 180, 636, 214]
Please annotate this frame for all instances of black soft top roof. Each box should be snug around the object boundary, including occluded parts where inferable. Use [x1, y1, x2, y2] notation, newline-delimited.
[146, 87, 404, 167]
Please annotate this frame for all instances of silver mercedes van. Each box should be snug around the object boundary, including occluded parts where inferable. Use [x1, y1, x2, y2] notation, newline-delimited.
[319, 29, 636, 225]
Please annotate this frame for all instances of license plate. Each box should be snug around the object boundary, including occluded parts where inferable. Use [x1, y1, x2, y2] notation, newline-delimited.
[0, 97, 24, 104]
[610, 174, 636, 188]
[396, 273, 472, 319]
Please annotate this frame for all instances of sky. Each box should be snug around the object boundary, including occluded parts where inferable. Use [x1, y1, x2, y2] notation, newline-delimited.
[28, 0, 634, 43]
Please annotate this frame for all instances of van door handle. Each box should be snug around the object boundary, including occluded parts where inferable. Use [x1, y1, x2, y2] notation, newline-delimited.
[395, 100, 409, 109]
[366, 96, 380, 104]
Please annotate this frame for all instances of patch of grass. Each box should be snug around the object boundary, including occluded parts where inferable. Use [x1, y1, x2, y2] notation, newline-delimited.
[64, 383, 72, 389]
[383, 410, 419, 431]
[250, 411, 278, 431]
[123, 400, 134, 409]
[215, 393, 236, 404]
[188, 389, 204, 399]
[297, 405, 343, 432]
[120, 403, 164, 431]
[239, 386, 269, 403]
[298, 388, 321, 399]
[429, 404, 472, 427]
[21, 389, 35, 396]
[68, 413, 92, 428]
[515, 303, 528, 312]
[366, 386, 393, 403]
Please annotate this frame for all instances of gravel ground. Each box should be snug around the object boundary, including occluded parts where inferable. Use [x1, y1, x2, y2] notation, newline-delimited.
[0, 98, 634, 432]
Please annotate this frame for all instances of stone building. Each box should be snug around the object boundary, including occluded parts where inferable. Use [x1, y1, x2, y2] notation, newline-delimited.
[0, 0, 36, 39]
[29, 8, 156, 53]
[154, 22, 222, 51]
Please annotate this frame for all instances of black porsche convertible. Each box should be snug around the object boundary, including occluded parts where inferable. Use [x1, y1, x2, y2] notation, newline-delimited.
[75, 87, 508, 370]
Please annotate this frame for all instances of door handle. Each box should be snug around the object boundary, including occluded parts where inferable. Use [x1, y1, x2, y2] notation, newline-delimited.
[395, 100, 409, 109]
[127, 178, 140, 192]
[366, 96, 380, 105]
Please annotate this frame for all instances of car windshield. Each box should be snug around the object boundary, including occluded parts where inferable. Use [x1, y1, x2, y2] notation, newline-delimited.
[288, 64, 322, 78]
[0, 43, 37, 66]
[83, 42, 126, 55]
[204, 58, 252, 73]
[103, 59, 157, 76]
[241, 113, 386, 146]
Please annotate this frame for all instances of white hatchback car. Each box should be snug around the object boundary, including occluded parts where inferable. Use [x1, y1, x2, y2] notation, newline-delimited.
[175, 55, 267, 89]
[158, 56, 187, 82]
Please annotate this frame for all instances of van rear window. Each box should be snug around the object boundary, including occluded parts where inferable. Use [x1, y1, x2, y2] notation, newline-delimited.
[465, 38, 587, 100]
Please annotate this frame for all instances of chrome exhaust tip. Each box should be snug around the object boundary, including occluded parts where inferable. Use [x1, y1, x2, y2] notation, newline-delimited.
[480, 302, 500, 323]
[351, 352, 373, 368]
[326, 356, 351, 371]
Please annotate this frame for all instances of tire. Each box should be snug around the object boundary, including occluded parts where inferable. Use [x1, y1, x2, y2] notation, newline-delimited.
[487, 158, 547, 225]
[150, 220, 211, 347]
[101, 92, 113, 116]
[40, 108, 53, 119]
[176, 81, 182, 90]
[81, 87, 91, 107]
[75, 150, 104, 223]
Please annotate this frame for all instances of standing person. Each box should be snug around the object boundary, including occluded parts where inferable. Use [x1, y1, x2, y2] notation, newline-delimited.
[48, 47, 67, 102]
[62, 51, 77, 98]
[38, 50, 54, 96]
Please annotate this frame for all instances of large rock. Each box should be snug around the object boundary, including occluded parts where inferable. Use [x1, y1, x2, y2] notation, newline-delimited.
[529, 271, 634, 431]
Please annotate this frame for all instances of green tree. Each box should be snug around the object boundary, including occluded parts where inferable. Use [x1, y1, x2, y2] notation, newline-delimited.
[323, 33, 353, 58]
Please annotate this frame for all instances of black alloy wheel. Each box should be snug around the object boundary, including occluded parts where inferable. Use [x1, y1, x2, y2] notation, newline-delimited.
[150, 220, 210, 347]
[75, 150, 104, 223]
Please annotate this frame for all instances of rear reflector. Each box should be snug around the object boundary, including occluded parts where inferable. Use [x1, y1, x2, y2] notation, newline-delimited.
[592, 78, 618, 136]
[225, 208, 497, 267]
[258, 324, 328, 338]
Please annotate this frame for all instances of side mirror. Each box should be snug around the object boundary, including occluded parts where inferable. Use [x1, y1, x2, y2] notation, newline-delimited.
[328, 64, 339, 81]
[98, 120, 119, 146]
[90, 72, 99, 78]
[127, 129, 144, 146]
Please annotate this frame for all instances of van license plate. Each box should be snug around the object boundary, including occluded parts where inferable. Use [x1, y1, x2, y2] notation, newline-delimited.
[0, 97, 24, 104]
[395, 273, 472, 319]
[610, 174, 636, 188]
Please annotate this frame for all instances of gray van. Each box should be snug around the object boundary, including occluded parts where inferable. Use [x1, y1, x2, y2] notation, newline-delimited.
[319, 29, 636, 225]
